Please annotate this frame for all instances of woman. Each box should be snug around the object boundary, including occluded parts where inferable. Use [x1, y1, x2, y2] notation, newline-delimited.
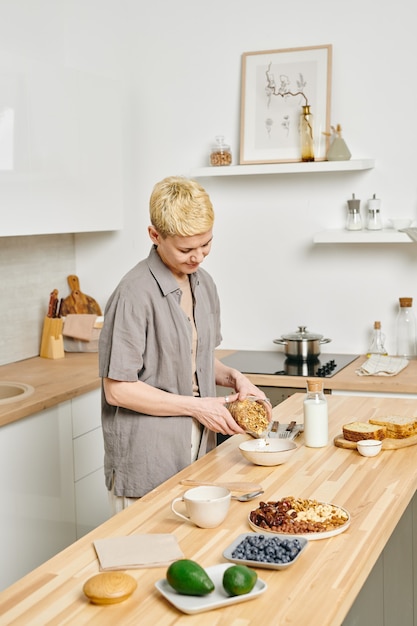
[99, 175, 270, 512]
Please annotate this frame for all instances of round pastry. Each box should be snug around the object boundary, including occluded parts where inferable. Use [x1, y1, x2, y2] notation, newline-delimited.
[83, 571, 137, 605]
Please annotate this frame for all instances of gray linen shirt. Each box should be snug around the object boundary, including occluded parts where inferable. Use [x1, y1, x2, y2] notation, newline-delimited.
[99, 246, 220, 497]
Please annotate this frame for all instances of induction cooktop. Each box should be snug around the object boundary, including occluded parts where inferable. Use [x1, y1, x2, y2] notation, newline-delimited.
[220, 351, 359, 378]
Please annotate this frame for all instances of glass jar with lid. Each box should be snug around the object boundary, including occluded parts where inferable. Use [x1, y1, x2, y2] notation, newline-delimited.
[209, 135, 232, 166]
[395, 297, 417, 358]
[303, 379, 328, 448]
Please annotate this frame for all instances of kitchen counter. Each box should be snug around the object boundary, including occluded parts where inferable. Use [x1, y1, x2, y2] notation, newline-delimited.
[1, 393, 417, 625]
[0, 352, 100, 427]
[217, 350, 417, 394]
[1, 350, 417, 429]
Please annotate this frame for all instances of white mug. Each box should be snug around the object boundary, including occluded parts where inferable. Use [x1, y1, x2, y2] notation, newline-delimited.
[171, 485, 231, 528]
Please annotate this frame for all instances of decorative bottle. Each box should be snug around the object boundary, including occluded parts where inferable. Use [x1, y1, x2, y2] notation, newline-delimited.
[326, 124, 351, 161]
[300, 105, 314, 162]
[367, 321, 388, 357]
[303, 379, 328, 448]
[395, 297, 417, 359]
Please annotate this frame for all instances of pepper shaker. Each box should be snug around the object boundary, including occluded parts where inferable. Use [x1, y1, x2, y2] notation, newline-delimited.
[346, 194, 362, 230]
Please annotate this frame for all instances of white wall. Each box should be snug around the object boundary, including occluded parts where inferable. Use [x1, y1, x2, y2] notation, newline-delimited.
[1, 0, 416, 363]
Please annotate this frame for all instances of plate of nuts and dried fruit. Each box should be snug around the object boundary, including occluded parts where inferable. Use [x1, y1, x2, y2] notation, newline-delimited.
[248, 496, 350, 540]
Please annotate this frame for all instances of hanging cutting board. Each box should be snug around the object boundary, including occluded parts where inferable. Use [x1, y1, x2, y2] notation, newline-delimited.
[60, 275, 102, 316]
[334, 433, 417, 450]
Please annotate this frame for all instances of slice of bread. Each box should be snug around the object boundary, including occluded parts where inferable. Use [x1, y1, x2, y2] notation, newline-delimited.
[343, 421, 386, 442]
[369, 415, 417, 439]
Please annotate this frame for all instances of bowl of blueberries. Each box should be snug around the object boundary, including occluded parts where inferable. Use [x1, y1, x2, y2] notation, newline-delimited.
[222, 532, 308, 570]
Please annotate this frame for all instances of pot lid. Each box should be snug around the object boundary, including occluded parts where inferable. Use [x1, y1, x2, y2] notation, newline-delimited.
[281, 326, 324, 341]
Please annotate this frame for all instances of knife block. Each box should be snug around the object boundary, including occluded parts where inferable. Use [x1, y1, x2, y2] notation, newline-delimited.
[40, 317, 65, 359]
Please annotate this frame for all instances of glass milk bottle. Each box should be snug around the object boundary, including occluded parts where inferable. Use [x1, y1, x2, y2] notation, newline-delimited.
[303, 379, 328, 447]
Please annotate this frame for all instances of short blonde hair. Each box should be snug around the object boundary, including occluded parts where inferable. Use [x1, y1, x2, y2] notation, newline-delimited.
[149, 176, 214, 237]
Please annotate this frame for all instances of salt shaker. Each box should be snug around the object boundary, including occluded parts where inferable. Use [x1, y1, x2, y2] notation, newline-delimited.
[366, 194, 382, 230]
[346, 194, 362, 230]
[303, 379, 328, 448]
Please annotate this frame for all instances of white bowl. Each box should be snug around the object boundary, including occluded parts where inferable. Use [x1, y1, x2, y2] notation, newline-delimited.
[356, 439, 382, 457]
[388, 218, 413, 230]
[239, 438, 297, 466]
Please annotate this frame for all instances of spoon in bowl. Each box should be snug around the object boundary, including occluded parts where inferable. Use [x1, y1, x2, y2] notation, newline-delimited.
[232, 490, 264, 502]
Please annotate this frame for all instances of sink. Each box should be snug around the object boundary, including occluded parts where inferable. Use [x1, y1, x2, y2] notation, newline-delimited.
[0, 381, 35, 405]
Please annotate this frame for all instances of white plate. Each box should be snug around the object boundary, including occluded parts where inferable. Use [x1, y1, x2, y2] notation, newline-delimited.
[154, 562, 267, 614]
[248, 503, 351, 541]
[223, 532, 308, 570]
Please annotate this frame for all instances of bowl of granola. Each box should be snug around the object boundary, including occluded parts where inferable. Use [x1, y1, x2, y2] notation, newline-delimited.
[238, 438, 297, 466]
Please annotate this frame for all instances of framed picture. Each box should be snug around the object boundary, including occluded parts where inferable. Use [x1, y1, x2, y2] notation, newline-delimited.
[240, 44, 332, 164]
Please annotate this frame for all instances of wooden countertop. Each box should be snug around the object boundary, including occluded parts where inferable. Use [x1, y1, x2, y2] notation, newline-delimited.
[0, 353, 100, 427]
[1, 393, 417, 625]
[1, 350, 416, 429]
[217, 350, 417, 394]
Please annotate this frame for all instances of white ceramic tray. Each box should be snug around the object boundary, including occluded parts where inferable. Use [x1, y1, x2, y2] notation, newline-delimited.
[223, 532, 308, 570]
[248, 503, 350, 541]
[155, 562, 267, 614]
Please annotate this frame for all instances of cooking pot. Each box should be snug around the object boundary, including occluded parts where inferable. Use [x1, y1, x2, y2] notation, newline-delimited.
[273, 326, 331, 361]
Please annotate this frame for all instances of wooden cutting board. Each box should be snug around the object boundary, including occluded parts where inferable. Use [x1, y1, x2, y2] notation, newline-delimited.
[334, 433, 417, 450]
[60, 275, 102, 316]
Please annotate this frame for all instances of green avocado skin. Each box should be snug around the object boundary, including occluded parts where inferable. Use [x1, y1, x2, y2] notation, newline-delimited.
[223, 564, 258, 596]
[166, 559, 215, 596]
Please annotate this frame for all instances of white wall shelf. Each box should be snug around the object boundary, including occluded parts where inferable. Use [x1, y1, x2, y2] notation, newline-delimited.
[313, 229, 413, 244]
[189, 158, 375, 178]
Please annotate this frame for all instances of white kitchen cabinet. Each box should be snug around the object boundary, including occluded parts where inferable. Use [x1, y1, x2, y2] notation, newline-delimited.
[343, 492, 417, 626]
[0, 401, 76, 591]
[75, 467, 111, 539]
[71, 389, 110, 539]
[0, 388, 110, 591]
[0, 54, 123, 236]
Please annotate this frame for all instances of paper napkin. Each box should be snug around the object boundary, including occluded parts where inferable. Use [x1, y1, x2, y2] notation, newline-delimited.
[356, 354, 409, 377]
[93, 533, 184, 571]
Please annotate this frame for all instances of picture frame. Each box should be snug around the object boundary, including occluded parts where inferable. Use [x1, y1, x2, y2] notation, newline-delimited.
[239, 44, 332, 164]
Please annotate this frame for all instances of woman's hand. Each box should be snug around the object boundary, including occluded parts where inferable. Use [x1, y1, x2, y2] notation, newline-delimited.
[191, 395, 246, 435]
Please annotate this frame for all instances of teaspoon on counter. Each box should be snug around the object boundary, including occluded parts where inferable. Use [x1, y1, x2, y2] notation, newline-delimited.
[232, 490, 264, 502]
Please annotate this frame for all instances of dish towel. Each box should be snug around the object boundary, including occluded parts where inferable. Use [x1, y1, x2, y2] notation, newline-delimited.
[93, 534, 184, 571]
[356, 354, 409, 376]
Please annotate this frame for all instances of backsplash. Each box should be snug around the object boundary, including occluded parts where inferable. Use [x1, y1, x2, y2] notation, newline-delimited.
[0, 235, 75, 366]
